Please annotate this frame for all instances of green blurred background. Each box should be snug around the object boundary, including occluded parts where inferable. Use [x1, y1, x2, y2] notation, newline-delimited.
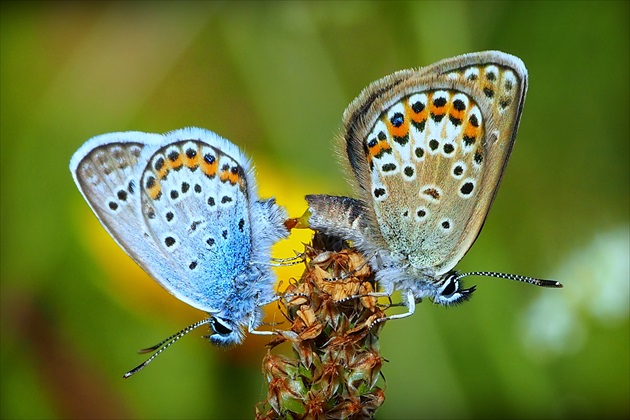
[1, 1, 628, 419]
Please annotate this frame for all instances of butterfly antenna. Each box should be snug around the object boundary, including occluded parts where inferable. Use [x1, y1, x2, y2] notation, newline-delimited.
[454, 271, 563, 288]
[123, 318, 213, 379]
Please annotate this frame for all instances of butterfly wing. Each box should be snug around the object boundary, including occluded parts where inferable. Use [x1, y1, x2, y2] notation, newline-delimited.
[342, 51, 527, 275]
[70, 130, 167, 285]
[70, 127, 271, 313]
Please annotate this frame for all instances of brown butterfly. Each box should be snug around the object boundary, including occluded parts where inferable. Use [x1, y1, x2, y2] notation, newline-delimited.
[306, 51, 562, 321]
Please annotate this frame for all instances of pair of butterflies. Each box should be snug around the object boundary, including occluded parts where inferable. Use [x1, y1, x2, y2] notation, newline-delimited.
[70, 51, 561, 377]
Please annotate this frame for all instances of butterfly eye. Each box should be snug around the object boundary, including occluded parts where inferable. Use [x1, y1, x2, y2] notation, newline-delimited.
[434, 272, 476, 305]
[211, 317, 233, 336]
[440, 277, 458, 297]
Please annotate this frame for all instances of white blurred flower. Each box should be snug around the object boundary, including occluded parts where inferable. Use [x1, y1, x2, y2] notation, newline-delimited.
[520, 225, 629, 358]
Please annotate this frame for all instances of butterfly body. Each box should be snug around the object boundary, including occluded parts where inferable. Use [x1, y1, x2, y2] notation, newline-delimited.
[307, 51, 558, 310]
[71, 127, 288, 346]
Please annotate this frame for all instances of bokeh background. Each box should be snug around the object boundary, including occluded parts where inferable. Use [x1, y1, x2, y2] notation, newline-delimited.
[1, 1, 628, 419]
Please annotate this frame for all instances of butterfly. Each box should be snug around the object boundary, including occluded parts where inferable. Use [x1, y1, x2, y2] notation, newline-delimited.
[70, 127, 288, 376]
[305, 51, 562, 321]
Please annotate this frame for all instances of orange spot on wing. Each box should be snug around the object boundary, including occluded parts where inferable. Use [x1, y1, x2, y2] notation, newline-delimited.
[408, 100, 428, 126]
[147, 183, 161, 200]
[387, 117, 409, 139]
[411, 108, 427, 123]
[157, 166, 169, 180]
[167, 153, 183, 171]
[220, 163, 242, 185]
[220, 169, 230, 183]
[429, 103, 446, 118]
[368, 139, 391, 159]
[464, 120, 479, 139]
[429, 93, 445, 118]
[183, 149, 201, 170]
[201, 158, 217, 177]
[368, 143, 379, 156]
[450, 104, 464, 122]
[228, 171, 240, 185]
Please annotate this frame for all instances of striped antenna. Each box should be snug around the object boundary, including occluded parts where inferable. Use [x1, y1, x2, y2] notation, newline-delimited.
[123, 318, 213, 378]
[453, 271, 563, 288]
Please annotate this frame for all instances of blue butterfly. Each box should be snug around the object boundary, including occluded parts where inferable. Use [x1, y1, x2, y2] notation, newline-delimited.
[70, 127, 287, 376]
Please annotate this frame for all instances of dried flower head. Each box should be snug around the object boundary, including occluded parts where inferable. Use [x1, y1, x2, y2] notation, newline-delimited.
[257, 233, 386, 419]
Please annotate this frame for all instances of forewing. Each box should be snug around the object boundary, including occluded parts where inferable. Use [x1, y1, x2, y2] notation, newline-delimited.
[342, 51, 527, 274]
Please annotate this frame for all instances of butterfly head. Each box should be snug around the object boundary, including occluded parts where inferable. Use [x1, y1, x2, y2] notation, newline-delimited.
[208, 316, 246, 347]
[431, 270, 476, 306]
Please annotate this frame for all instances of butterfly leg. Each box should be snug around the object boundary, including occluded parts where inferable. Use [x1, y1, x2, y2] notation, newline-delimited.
[270, 251, 306, 266]
[369, 290, 416, 327]
[247, 294, 290, 335]
[248, 316, 276, 336]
